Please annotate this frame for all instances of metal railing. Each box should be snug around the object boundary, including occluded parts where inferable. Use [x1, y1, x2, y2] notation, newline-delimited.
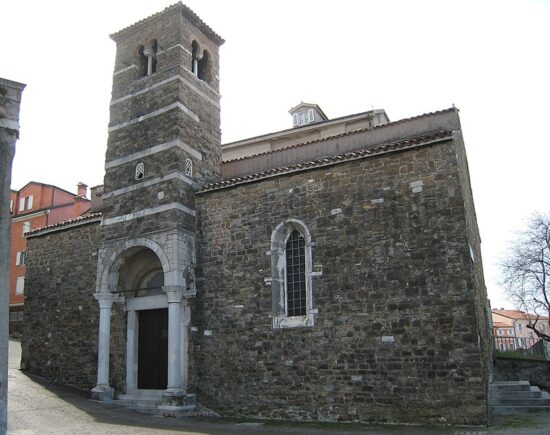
[494, 336, 549, 360]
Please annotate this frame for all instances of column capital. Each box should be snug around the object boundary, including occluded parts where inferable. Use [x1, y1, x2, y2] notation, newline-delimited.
[94, 292, 113, 309]
[162, 286, 184, 303]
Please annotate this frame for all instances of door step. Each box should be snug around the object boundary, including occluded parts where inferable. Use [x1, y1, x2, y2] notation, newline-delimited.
[111, 392, 201, 417]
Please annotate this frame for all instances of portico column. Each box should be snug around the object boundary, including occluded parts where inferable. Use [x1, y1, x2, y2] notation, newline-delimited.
[91, 292, 114, 401]
[181, 298, 191, 392]
[163, 286, 184, 396]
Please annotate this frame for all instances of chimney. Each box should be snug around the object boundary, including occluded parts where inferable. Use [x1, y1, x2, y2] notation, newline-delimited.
[77, 182, 88, 198]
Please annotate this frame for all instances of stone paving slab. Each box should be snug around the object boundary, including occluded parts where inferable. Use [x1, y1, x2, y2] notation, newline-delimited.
[8, 340, 550, 434]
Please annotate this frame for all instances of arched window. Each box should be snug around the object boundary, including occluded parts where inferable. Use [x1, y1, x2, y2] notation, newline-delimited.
[184, 158, 193, 177]
[144, 39, 158, 75]
[137, 45, 148, 77]
[285, 230, 306, 317]
[191, 41, 211, 84]
[270, 219, 316, 328]
[191, 41, 200, 76]
[198, 50, 210, 83]
[138, 40, 158, 77]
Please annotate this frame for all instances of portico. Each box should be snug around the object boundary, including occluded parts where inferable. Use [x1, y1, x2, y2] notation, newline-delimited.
[91, 236, 195, 407]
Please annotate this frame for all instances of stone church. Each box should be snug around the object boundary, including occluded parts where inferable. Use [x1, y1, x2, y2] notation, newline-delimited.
[21, 2, 491, 425]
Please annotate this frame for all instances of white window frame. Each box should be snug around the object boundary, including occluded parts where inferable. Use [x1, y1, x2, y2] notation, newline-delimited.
[15, 276, 25, 295]
[270, 219, 316, 328]
[19, 195, 33, 211]
[293, 109, 315, 127]
[497, 329, 503, 336]
[22, 221, 31, 235]
[15, 251, 27, 266]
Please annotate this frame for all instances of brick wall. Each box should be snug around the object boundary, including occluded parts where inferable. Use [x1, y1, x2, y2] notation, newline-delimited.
[194, 139, 488, 425]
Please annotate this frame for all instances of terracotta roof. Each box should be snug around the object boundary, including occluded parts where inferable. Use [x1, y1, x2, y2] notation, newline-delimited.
[199, 130, 452, 194]
[493, 322, 511, 328]
[492, 309, 549, 321]
[26, 212, 102, 238]
[110, 2, 224, 45]
[13, 180, 88, 200]
[222, 107, 456, 164]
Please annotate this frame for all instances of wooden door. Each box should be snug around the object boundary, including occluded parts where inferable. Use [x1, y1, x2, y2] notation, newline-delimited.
[137, 308, 168, 389]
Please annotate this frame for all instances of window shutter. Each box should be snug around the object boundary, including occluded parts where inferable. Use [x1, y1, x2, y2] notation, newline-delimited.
[19, 198, 25, 211]
[16, 277, 25, 294]
[27, 195, 33, 209]
[16, 252, 21, 266]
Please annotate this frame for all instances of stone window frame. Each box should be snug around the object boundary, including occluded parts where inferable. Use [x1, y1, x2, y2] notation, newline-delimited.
[184, 158, 193, 177]
[135, 162, 145, 180]
[190, 39, 212, 84]
[270, 219, 315, 329]
[137, 39, 158, 77]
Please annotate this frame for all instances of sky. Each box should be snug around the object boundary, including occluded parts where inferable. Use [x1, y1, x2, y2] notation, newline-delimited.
[2, 0, 549, 309]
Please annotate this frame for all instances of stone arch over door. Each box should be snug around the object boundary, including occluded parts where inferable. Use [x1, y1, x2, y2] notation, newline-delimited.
[92, 237, 190, 401]
[96, 237, 171, 295]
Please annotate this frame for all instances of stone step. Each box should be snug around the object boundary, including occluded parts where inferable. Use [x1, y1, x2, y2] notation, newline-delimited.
[489, 397, 550, 406]
[489, 381, 532, 391]
[112, 393, 197, 414]
[491, 390, 543, 399]
[490, 405, 550, 414]
[113, 399, 163, 408]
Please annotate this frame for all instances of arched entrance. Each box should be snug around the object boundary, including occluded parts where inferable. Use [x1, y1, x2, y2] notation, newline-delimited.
[117, 247, 168, 390]
[92, 237, 191, 403]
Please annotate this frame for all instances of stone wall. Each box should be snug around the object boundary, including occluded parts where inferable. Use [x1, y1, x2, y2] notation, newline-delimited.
[194, 139, 488, 425]
[453, 130, 492, 391]
[493, 357, 550, 391]
[21, 221, 100, 390]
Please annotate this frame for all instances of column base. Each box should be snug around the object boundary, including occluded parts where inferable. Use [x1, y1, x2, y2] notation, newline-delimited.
[162, 388, 187, 406]
[91, 385, 114, 401]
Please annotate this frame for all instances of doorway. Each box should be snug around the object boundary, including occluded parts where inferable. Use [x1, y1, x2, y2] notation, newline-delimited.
[137, 308, 168, 389]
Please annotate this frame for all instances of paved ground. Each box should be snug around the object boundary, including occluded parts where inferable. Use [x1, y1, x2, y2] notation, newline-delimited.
[7, 339, 550, 434]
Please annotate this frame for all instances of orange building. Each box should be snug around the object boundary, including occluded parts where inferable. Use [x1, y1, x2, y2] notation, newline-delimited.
[9, 181, 91, 333]
[492, 308, 550, 352]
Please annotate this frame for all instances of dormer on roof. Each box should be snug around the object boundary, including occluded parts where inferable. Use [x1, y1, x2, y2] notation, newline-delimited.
[289, 102, 328, 128]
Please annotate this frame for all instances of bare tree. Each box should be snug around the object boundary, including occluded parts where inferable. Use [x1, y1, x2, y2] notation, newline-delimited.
[500, 213, 550, 341]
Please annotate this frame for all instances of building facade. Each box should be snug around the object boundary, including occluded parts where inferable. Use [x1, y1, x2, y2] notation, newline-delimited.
[492, 308, 550, 354]
[22, 2, 490, 425]
[8, 181, 90, 334]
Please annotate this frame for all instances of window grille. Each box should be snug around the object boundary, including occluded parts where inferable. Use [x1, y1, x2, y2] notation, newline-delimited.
[135, 162, 145, 180]
[185, 158, 193, 177]
[285, 230, 306, 317]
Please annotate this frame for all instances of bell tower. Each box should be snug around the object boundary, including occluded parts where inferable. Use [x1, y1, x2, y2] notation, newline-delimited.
[92, 3, 223, 404]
